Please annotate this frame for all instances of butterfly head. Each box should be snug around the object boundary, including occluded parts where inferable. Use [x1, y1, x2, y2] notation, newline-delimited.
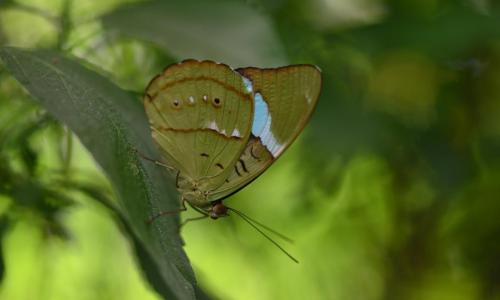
[209, 200, 228, 220]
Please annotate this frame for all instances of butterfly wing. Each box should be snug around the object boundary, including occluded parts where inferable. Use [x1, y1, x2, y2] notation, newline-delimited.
[209, 64, 322, 200]
[144, 60, 254, 191]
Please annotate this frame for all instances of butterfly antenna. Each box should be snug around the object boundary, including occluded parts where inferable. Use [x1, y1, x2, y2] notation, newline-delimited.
[227, 207, 294, 244]
[227, 207, 299, 264]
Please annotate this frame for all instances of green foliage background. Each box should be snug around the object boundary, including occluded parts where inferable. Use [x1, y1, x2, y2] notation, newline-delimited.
[1, 0, 500, 299]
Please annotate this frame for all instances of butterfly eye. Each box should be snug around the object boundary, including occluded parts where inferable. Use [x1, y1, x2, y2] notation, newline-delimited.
[170, 98, 182, 109]
[212, 97, 222, 108]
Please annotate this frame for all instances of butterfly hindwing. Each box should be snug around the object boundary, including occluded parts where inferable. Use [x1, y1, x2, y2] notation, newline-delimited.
[144, 60, 254, 190]
[209, 65, 322, 200]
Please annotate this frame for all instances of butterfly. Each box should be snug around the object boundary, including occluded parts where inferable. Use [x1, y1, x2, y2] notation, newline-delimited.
[143, 60, 321, 260]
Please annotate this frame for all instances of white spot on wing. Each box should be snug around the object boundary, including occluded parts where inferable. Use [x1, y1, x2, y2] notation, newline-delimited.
[188, 96, 195, 104]
[231, 128, 241, 137]
[208, 120, 219, 132]
[242, 76, 254, 93]
[305, 92, 312, 104]
[203, 95, 208, 102]
[260, 115, 283, 156]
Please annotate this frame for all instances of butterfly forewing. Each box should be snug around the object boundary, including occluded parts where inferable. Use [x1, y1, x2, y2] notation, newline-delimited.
[209, 65, 321, 200]
[144, 60, 254, 190]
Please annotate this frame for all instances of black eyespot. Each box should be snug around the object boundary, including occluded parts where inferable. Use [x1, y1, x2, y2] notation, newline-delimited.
[171, 98, 182, 109]
[212, 97, 222, 107]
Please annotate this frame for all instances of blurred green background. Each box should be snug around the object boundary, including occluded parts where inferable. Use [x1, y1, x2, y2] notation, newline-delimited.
[1, 0, 500, 299]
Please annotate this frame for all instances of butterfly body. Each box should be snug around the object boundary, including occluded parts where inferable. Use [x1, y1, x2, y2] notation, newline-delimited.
[143, 60, 321, 218]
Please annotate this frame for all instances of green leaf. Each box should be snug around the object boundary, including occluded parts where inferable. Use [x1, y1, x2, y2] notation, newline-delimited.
[101, 0, 287, 67]
[0, 47, 198, 300]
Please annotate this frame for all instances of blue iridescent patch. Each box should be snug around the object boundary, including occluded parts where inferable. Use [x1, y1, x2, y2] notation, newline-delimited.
[252, 92, 269, 136]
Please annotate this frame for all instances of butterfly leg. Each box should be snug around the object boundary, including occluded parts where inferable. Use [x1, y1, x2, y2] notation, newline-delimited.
[185, 201, 211, 216]
[147, 197, 188, 224]
[133, 148, 176, 172]
[180, 215, 209, 229]
[177, 202, 210, 230]
[134, 149, 182, 188]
